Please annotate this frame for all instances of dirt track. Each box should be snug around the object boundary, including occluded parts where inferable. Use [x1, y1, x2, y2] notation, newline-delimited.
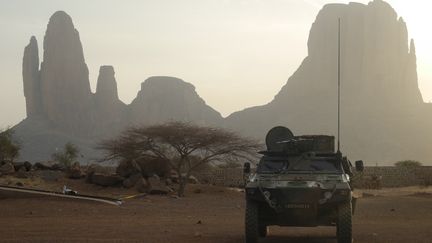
[0, 185, 432, 243]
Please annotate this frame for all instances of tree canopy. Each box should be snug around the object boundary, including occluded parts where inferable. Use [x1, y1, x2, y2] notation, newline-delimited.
[99, 121, 262, 196]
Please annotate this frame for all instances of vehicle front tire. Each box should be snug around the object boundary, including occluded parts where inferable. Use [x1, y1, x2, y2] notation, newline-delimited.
[337, 201, 353, 243]
[245, 200, 260, 243]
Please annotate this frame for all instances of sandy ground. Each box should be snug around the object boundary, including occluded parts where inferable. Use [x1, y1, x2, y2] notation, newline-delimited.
[0, 179, 432, 243]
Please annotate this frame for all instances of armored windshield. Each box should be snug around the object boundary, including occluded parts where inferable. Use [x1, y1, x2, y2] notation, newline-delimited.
[257, 155, 342, 173]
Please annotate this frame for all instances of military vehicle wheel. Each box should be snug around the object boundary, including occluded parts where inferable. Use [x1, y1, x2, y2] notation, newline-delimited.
[337, 202, 353, 243]
[258, 225, 268, 238]
[245, 200, 259, 243]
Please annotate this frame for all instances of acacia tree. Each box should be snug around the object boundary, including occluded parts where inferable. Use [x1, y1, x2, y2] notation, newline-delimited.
[98, 122, 261, 196]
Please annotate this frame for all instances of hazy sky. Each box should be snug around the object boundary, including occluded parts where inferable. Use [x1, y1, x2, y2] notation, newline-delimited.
[1, 0, 431, 128]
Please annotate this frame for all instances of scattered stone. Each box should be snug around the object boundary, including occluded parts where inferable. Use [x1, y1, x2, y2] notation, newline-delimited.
[194, 188, 202, 194]
[196, 220, 202, 225]
[15, 182, 24, 187]
[90, 173, 123, 187]
[0, 162, 15, 175]
[390, 208, 396, 212]
[123, 173, 142, 189]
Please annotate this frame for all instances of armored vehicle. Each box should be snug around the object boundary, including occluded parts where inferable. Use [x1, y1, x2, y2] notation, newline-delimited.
[244, 126, 364, 243]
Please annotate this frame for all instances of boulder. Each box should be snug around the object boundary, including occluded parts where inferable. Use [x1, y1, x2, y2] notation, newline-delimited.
[123, 173, 142, 189]
[34, 161, 65, 171]
[188, 175, 199, 184]
[86, 164, 114, 182]
[0, 162, 15, 175]
[90, 173, 123, 187]
[136, 177, 150, 193]
[13, 161, 32, 172]
[147, 175, 169, 195]
[116, 160, 141, 178]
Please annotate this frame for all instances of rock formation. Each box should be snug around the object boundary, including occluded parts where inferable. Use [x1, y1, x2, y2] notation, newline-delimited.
[93, 66, 127, 136]
[14, 12, 223, 162]
[13, 1, 432, 164]
[39, 11, 93, 135]
[22, 36, 41, 117]
[95, 66, 120, 104]
[129, 76, 223, 126]
[226, 0, 432, 162]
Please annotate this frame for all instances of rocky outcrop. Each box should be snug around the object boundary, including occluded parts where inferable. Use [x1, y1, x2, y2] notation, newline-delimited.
[95, 66, 120, 104]
[14, 11, 223, 162]
[226, 0, 432, 162]
[13, 2, 432, 164]
[22, 36, 41, 117]
[39, 11, 93, 135]
[129, 76, 223, 126]
[93, 66, 127, 136]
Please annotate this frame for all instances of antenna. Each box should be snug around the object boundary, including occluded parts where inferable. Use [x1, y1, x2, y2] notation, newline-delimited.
[337, 18, 341, 153]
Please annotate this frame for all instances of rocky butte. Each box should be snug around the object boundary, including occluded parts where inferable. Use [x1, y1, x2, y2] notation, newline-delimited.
[12, 0, 432, 164]
[14, 11, 222, 162]
[226, 0, 432, 162]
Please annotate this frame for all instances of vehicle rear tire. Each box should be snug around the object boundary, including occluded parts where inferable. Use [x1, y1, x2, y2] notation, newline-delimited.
[337, 201, 353, 243]
[258, 224, 268, 238]
[245, 200, 260, 243]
